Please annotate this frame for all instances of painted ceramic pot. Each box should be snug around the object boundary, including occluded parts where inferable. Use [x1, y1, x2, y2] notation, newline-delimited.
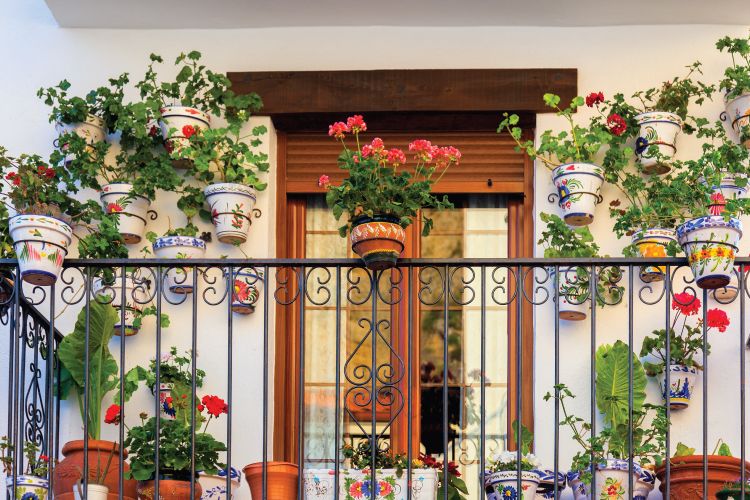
[567, 460, 642, 500]
[551, 163, 604, 226]
[243, 462, 298, 500]
[660, 363, 698, 410]
[701, 173, 749, 200]
[92, 271, 151, 336]
[533, 469, 566, 499]
[303, 468, 438, 500]
[484, 470, 540, 500]
[159, 106, 211, 168]
[152, 236, 207, 294]
[136, 477, 202, 500]
[350, 215, 406, 271]
[157, 382, 176, 419]
[9, 214, 73, 286]
[725, 92, 750, 148]
[632, 228, 676, 283]
[226, 268, 263, 314]
[552, 267, 589, 321]
[100, 183, 152, 244]
[204, 183, 257, 244]
[56, 114, 107, 164]
[677, 215, 742, 289]
[633, 467, 655, 500]
[198, 467, 241, 499]
[7, 475, 49, 500]
[635, 112, 682, 174]
[656, 454, 750, 499]
[74, 483, 109, 500]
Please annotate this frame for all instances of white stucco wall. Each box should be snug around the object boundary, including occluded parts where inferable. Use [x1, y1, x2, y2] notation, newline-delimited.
[1, 0, 749, 497]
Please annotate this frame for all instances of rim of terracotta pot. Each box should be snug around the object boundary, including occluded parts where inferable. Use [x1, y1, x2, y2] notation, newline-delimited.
[61, 439, 126, 457]
[655, 454, 750, 476]
[243, 461, 299, 474]
[351, 214, 401, 226]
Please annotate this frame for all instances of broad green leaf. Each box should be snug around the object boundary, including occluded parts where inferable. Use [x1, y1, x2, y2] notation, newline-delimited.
[595, 340, 646, 427]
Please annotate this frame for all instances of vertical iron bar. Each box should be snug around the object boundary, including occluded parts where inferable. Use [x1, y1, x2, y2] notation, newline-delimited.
[553, 266, 560, 500]
[262, 265, 270, 500]
[664, 266, 672, 499]
[407, 265, 413, 500]
[119, 267, 126, 500]
[334, 266, 341, 500]
[83, 267, 91, 496]
[190, 266, 199, 500]
[740, 268, 746, 500]
[297, 266, 306, 499]
[45, 284, 56, 491]
[589, 265, 598, 496]
[515, 265, 522, 495]
[154, 265, 162, 500]
[627, 267, 634, 499]
[702, 288, 708, 500]
[443, 265, 450, 500]
[226, 266, 234, 500]
[372, 268, 379, 500]
[480, 265, 486, 497]
[10, 269, 21, 500]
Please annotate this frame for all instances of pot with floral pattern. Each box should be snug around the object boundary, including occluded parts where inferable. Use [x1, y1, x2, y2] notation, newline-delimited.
[92, 270, 151, 336]
[533, 469, 566, 499]
[350, 214, 406, 271]
[56, 114, 107, 164]
[567, 460, 641, 500]
[724, 92, 750, 148]
[204, 183, 257, 244]
[225, 268, 263, 314]
[10, 214, 73, 286]
[159, 106, 211, 168]
[7, 475, 49, 500]
[701, 173, 750, 200]
[100, 183, 152, 244]
[660, 364, 698, 410]
[152, 236, 207, 294]
[484, 470, 540, 500]
[677, 215, 742, 289]
[633, 467, 655, 500]
[198, 467, 241, 500]
[156, 382, 176, 419]
[632, 228, 677, 283]
[551, 163, 604, 226]
[303, 468, 438, 500]
[634, 112, 683, 175]
[551, 267, 589, 321]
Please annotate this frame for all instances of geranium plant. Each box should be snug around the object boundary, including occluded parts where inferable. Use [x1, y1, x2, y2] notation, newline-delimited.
[322, 115, 460, 237]
[0, 437, 50, 477]
[717, 33, 750, 100]
[486, 421, 540, 473]
[121, 346, 206, 398]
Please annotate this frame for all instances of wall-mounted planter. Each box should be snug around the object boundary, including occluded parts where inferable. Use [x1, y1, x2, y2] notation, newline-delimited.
[350, 214, 406, 271]
[10, 214, 72, 286]
[92, 271, 151, 336]
[152, 236, 207, 294]
[226, 268, 263, 314]
[198, 467, 241, 500]
[484, 470, 540, 500]
[303, 468, 438, 500]
[724, 92, 750, 148]
[634, 112, 682, 175]
[7, 475, 49, 500]
[677, 215, 742, 289]
[100, 183, 152, 244]
[204, 183, 257, 244]
[552, 267, 589, 321]
[632, 228, 676, 283]
[700, 173, 749, 200]
[56, 114, 107, 164]
[567, 460, 641, 500]
[159, 106, 211, 168]
[551, 163, 603, 226]
[661, 363, 698, 410]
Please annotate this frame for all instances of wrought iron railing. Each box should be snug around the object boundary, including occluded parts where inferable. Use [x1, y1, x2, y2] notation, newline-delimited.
[2, 257, 749, 499]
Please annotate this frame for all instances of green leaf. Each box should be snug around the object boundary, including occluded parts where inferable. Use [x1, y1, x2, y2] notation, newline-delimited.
[595, 340, 646, 427]
[674, 442, 696, 457]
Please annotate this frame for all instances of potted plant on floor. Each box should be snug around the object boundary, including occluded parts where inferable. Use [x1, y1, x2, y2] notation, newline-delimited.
[484, 422, 542, 499]
[321, 116, 461, 270]
[717, 33, 750, 147]
[1, 437, 50, 500]
[639, 291, 729, 410]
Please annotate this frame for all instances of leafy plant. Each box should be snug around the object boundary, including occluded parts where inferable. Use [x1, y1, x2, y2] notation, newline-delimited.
[322, 115, 460, 237]
[717, 33, 750, 100]
[486, 421, 539, 473]
[121, 346, 205, 398]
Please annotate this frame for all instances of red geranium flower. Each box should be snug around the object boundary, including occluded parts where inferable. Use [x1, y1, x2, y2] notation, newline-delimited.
[149, 125, 159, 137]
[182, 125, 196, 138]
[328, 121, 349, 139]
[107, 202, 124, 213]
[707, 308, 730, 332]
[37, 165, 46, 174]
[408, 139, 434, 162]
[201, 395, 228, 417]
[104, 404, 121, 425]
[607, 113, 627, 136]
[672, 292, 700, 316]
[346, 115, 367, 133]
[39, 455, 49, 463]
[585, 92, 605, 107]
[45, 168, 56, 179]
[386, 148, 406, 166]
[317, 174, 330, 188]
[370, 137, 385, 152]
[361, 144, 374, 158]
[197, 403, 205, 412]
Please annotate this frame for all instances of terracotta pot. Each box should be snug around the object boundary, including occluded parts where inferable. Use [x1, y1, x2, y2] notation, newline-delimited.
[350, 215, 406, 271]
[136, 478, 202, 500]
[243, 462, 298, 500]
[53, 440, 137, 500]
[655, 454, 750, 499]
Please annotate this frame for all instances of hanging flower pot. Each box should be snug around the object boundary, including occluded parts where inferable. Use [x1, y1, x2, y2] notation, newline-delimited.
[632, 228, 677, 283]
[677, 215, 742, 289]
[10, 214, 72, 286]
[567, 460, 641, 500]
[7, 475, 49, 500]
[56, 114, 107, 164]
[551, 163, 604, 226]
[204, 183, 257, 244]
[100, 183, 152, 244]
[724, 92, 750, 148]
[226, 268, 263, 315]
[74, 483, 109, 500]
[484, 470, 540, 499]
[152, 236, 207, 294]
[198, 467, 241, 500]
[634, 112, 683, 175]
[350, 214, 406, 271]
[92, 271, 151, 336]
[160, 106, 211, 168]
[701, 173, 749, 200]
[136, 475, 202, 500]
[660, 364, 698, 410]
[552, 267, 589, 321]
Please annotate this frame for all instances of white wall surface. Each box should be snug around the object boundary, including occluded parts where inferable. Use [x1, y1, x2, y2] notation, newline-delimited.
[1, 0, 749, 498]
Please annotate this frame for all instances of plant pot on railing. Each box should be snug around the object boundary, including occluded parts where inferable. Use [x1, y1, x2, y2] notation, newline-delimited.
[350, 214, 406, 271]
[567, 460, 641, 500]
[56, 114, 107, 164]
[724, 92, 750, 148]
[93, 271, 151, 336]
[100, 183, 152, 244]
[304, 468, 438, 500]
[660, 363, 699, 410]
[484, 470, 540, 499]
[226, 268, 263, 314]
[243, 462, 298, 500]
[152, 236, 207, 294]
[137, 473, 202, 500]
[551, 163, 604, 226]
[677, 215, 742, 289]
[632, 228, 676, 283]
[159, 106, 211, 168]
[10, 213, 72, 286]
[198, 467, 241, 500]
[204, 183, 257, 244]
[53, 440, 137, 500]
[634, 112, 683, 175]
[655, 455, 750, 499]
[7, 475, 49, 500]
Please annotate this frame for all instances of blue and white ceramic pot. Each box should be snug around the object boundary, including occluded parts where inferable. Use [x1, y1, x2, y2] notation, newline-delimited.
[484, 470, 541, 500]
[159, 105, 211, 168]
[100, 183, 152, 244]
[92, 270, 151, 336]
[633, 467, 656, 500]
[303, 468, 438, 500]
[9, 214, 72, 286]
[552, 267, 589, 321]
[634, 112, 682, 174]
[7, 475, 49, 500]
[567, 460, 641, 500]
[198, 467, 241, 499]
[204, 183, 257, 244]
[660, 363, 698, 410]
[677, 216, 742, 289]
[724, 92, 750, 147]
[152, 236, 207, 294]
[225, 268, 264, 315]
[632, 228, 676, 283]
[533, 469, 566, 499]
[551, 163, 604, 226]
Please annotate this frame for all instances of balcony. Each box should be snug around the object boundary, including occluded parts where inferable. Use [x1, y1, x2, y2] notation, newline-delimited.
[2, 256, 749, 499]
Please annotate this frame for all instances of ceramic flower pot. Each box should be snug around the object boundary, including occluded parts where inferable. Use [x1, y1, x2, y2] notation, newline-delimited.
[157, 382, 176, 419]
[74, 483, 109, 500]
[552, 267, 589, 321]
[303, 468, 438, 500]
[633, 467, 655, 500]
[655, 455, 750, 499]
[56, 114, 107, 163]
[567, 460, 641, 500]
[226, 268, 263, 314]
[136, 477, 202, 500]
[484, 470, 540, 500]
[159, 106, 211, 168]
[677, 215, 742, 289]
[7, 475, 49, 500]
[93, 271, 151, 336]
[243, 462, 298, 500]
[53, 440, 136, 500]
[551, 163, 604, 226]
[533, 469, 566, 499]
[634, 112, 682, 174]
[100, 183, 152, 244]
[660, 363, 698, 410]
[350, 215, 406, 271]
[725, 92, 750, 148]
[198, 467, 241, 499]
[204, 183, 257, 244]
[701, 173, 749, 200]
[9, 214, 73, 286]
[152, 236, 207, 294]
[632, 228, 677, 283]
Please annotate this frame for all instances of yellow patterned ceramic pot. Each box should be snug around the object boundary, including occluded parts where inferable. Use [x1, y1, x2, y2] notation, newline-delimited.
[350, 215, 406, 271]
[632, 228, 677, 283]
[677, 216, 742, 289]
[7, 475, 49, 500]
[9, 214, 73, 286]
